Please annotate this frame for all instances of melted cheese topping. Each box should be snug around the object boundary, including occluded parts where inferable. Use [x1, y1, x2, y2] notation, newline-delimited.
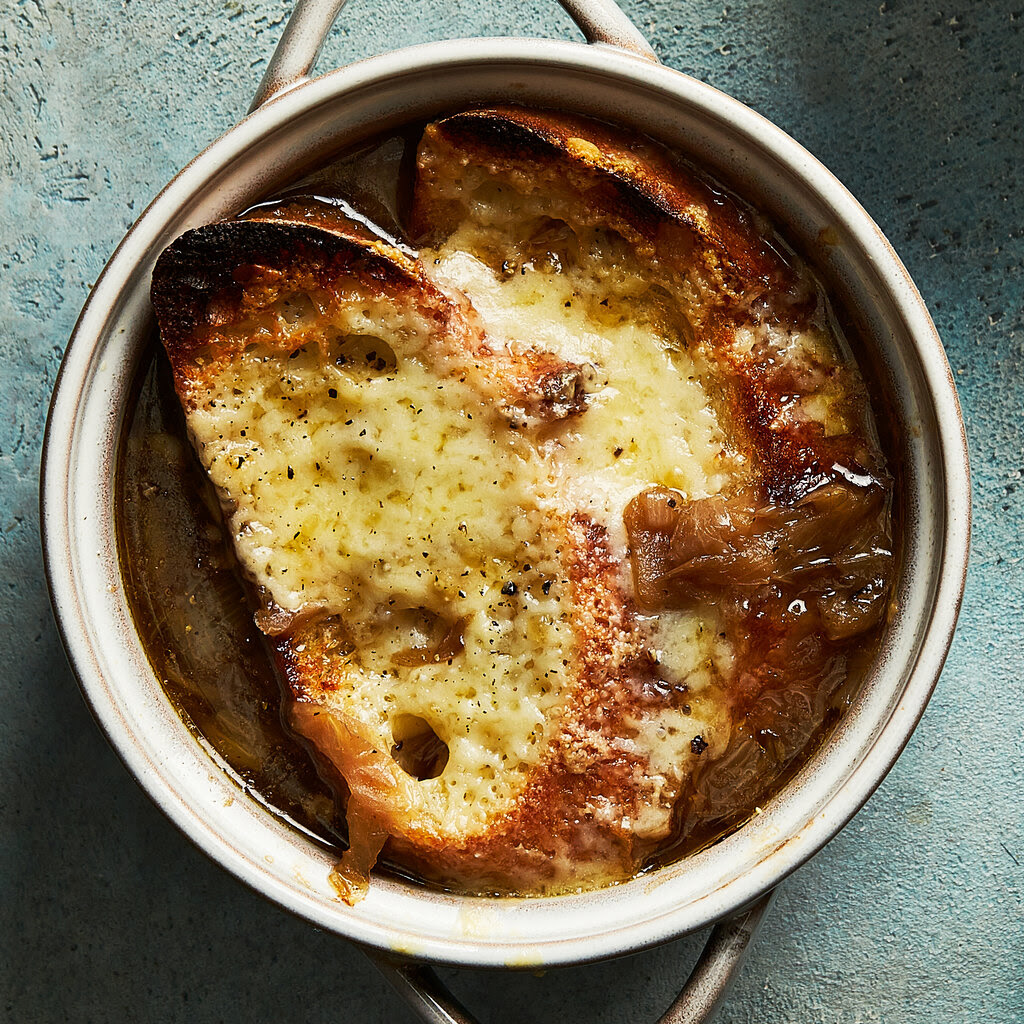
[425, 232, 741, 551]
[184, 200, 755, 854]
[420, 228, 744, 847]
[188, 296, 573, 833]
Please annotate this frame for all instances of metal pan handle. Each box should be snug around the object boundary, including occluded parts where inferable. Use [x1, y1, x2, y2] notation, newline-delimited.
[250, 0, 657, 110]
[363, 889, 775, 1024]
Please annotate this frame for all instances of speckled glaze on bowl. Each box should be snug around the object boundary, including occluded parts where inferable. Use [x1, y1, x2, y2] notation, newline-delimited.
[40, 0, 969, 1020]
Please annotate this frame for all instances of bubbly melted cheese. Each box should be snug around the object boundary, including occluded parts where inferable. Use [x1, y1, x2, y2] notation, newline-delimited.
[189, 296, 573, 833]
[425, 243, 739, 551]
[420, 223, 743, 846]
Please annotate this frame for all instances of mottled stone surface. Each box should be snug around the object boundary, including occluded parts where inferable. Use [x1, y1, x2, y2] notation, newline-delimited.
[1, 1, 1021, 1021]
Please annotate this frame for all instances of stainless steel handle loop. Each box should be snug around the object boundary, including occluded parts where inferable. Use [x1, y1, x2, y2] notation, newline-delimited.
[250, 0, 350, 111]
[655, 888, 775, 1024]
[251, 0, 657, 110]
[556, 0, 658, 61]
[364, 889, 775, 1024]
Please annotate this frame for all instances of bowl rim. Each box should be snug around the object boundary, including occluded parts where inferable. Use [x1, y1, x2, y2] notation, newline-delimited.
[41, 36, 971, 968]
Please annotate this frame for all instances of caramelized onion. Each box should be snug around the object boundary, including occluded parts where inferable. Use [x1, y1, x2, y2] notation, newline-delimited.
[629, 470, 892, 851]
[745, 675, 831, 760]
[391, 614, 471, 667]
[624, 477, 892, 640]
[691, 734, 770, 811]
[289, 702, 397, 905]
[252, 588, 328, 637]
[327, 796, 389, 906]
[622, 487, 683, 608]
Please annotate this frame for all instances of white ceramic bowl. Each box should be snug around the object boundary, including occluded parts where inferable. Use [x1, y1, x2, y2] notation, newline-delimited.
[41, 1, 970, 1018]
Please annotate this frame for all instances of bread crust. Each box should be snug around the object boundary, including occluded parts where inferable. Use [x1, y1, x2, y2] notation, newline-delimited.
[151, 217, 449, 405]
[411, 106, 786, 307]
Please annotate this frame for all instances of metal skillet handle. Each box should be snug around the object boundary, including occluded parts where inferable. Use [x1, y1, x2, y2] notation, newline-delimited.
[363, 889, 775, 1024]
[250, 0, 656, 110]
[254, 2, 757, 1022]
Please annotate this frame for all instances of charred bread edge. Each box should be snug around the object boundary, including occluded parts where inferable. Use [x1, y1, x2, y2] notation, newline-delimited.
[151, 219, 427, 379]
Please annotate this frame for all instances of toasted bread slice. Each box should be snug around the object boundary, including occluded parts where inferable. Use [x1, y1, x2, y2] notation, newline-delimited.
[412, 106, 886, 504]
[410, 105, 784, 314]
[409, 107, 893, 838]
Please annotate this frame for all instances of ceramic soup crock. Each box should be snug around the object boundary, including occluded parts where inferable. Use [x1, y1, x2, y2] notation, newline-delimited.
[41, 1, 970, 1020]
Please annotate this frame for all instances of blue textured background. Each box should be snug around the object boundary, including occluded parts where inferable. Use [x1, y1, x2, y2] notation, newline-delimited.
[2, 1, 1021, 1021]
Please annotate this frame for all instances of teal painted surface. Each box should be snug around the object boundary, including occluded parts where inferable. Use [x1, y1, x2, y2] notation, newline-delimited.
[1, 1, 1021, 1021]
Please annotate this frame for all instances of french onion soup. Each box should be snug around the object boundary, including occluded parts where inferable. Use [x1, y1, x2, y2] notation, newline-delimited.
[125, 107, 896, 901]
